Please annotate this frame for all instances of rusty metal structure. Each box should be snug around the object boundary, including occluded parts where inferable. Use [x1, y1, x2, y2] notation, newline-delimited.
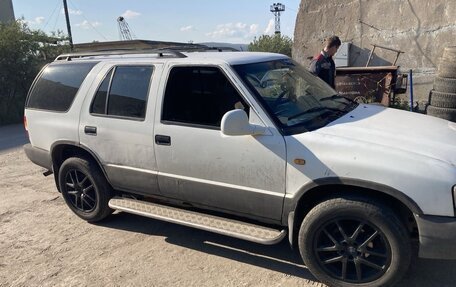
[336, 44, 407, 106]
[366, 44, 404, 67]
[335, 66, 405, 106]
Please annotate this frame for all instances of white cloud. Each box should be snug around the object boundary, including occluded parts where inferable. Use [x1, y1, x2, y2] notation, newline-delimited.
[206, 22, 259, 40]
[75, 20, 101, 30]
[180, 25, 194, 32]
[61, 8, 83, 15]
[121, 10, 141, 19]
[20, 16, 45, 26]
[235, 23, 246, 29]
[34, 17, 45, 24]
[249, 24, 259, 34]
[264, 19, 275, 35]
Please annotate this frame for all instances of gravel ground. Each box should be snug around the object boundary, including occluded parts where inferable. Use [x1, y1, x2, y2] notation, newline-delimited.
[1, 144, 456, 286]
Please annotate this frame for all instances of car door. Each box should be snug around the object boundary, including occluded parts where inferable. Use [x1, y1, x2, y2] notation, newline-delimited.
[79, 63, 163, 196]
[153, 64, 286, 221]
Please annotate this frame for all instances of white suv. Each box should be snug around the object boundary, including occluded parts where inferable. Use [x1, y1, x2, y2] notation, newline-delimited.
[24, 49, 456, 287]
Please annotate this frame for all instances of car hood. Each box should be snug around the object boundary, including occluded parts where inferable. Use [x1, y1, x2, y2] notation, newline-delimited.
[314, 104, 456, 167]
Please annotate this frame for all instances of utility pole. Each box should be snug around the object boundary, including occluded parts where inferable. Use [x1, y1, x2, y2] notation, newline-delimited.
[270, 3, 285, 35]
[63, 0, 74, 50]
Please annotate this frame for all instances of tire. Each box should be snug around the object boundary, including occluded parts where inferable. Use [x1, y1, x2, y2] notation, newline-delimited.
[438, 62, 456, 78]
[429, 90, 456, 108]
[59, 157, 113, 222]
[298, 196, 411, 287]
[426, 105, 456, 121]
[433, 77, 456, 94]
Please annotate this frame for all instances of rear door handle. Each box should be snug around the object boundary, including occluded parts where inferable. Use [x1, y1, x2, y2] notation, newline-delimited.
[84, 126, 97, 135]
[155, 134, 171, 146]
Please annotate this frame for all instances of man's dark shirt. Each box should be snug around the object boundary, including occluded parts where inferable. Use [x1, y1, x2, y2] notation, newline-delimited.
[309, 51, 336, 88]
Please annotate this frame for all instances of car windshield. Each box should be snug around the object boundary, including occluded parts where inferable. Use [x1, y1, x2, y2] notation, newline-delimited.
[233, 58, 358, 134]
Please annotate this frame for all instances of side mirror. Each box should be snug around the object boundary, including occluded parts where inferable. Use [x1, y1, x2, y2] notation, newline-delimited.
[221, 109, 266, 136]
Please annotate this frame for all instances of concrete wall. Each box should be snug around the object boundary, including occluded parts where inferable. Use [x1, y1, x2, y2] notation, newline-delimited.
[0, 0, 15, 23]
[293, 0, 456, 107]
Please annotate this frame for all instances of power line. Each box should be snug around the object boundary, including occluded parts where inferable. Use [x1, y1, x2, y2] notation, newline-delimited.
[68, 0, 108, 41]
[42, 0, 60, 30]
[51, 1, 62, 32]
[280, 1, 299, 13]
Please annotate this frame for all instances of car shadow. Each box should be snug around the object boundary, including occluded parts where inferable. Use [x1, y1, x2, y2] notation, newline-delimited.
[98, 212, 314, 280]
[98, 212, 456, 286]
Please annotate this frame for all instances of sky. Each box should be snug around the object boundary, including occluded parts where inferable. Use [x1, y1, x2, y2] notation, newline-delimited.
[12, 0, 300, 44]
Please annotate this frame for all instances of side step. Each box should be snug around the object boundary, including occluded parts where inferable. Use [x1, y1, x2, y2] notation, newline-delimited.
[108, 197, 286, 245]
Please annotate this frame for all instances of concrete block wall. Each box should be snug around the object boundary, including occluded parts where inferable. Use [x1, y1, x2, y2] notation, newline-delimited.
[0, 0, 15, 23]
[292, 0, 456, 108]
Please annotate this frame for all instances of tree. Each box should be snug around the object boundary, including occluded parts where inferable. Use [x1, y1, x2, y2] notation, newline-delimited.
[0, 20, 70, 125]
[248, 34, 293, 57]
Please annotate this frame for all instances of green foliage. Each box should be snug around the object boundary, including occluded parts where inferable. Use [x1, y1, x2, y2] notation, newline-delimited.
[248, 34, 293, 57]
[0, 20, 70, 125]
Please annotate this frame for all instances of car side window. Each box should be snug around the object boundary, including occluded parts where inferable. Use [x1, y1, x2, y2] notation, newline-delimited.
[162, 66, 248, 128]
[91, 66, 153, 119]
[91, 69, 113, 114]
[27, 62, 98, 112]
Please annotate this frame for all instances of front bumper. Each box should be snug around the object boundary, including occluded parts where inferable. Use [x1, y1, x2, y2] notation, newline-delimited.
[416, 214, 456, 259]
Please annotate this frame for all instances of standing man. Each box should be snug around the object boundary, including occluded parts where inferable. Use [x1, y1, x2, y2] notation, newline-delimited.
[309, 36, 341, 89]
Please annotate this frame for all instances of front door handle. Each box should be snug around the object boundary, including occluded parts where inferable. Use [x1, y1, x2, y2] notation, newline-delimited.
[84, 126, 97, 135]
[155, 134, 171, 146]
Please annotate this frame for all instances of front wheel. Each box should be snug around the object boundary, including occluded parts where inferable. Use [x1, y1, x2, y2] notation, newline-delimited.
[59, 157, 113, 222]
[298, 196, 411, 287]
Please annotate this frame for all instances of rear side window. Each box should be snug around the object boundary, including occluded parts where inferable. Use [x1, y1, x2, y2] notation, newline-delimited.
[27, 62, 98, 112]
[91, 69, 113, 114]
[91, 66, 153, 119]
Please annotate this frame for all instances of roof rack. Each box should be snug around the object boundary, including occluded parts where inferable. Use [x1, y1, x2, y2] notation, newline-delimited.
[161, 45, 239, 52]
[54, 49, 187, 61]
[54, 44, 240, 61]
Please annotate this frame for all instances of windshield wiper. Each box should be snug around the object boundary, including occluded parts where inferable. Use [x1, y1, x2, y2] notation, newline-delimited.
[288, 106, 344, 121]
[320, 94, 355, 103]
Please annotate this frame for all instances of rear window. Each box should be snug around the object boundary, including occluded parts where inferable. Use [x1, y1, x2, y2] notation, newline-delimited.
[27, 62, 98, 112]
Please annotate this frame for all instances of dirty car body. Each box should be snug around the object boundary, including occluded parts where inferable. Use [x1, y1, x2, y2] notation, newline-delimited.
[24, 50, 456, 287]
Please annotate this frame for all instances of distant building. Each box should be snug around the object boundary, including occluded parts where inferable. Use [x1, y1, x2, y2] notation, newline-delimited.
[74, 40, 207, 52]
[0, 0, 15, 23]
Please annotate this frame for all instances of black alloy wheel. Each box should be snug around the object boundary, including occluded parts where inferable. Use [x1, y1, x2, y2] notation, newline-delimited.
[298, 196, 411, 287]
[313, 218, 391, 283]
[59, 157, 113, 222]
[64, 168, 98, 213]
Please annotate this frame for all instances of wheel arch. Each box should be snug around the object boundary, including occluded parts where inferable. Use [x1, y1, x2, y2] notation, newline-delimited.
[285, 177, 421, 248]
[50, 141, 111, 191]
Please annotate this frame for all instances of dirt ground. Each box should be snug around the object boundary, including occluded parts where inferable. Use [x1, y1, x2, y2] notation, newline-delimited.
[1, 144, 456, 286]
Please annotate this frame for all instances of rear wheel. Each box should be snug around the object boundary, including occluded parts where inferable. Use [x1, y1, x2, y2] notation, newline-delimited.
[298, 196, 411, 287]
[59, 157, 113, 222]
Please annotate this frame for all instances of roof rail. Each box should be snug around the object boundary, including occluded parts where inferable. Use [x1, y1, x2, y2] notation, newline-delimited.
[160, 45, 239, 52]
[54, 49, 187, 61]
